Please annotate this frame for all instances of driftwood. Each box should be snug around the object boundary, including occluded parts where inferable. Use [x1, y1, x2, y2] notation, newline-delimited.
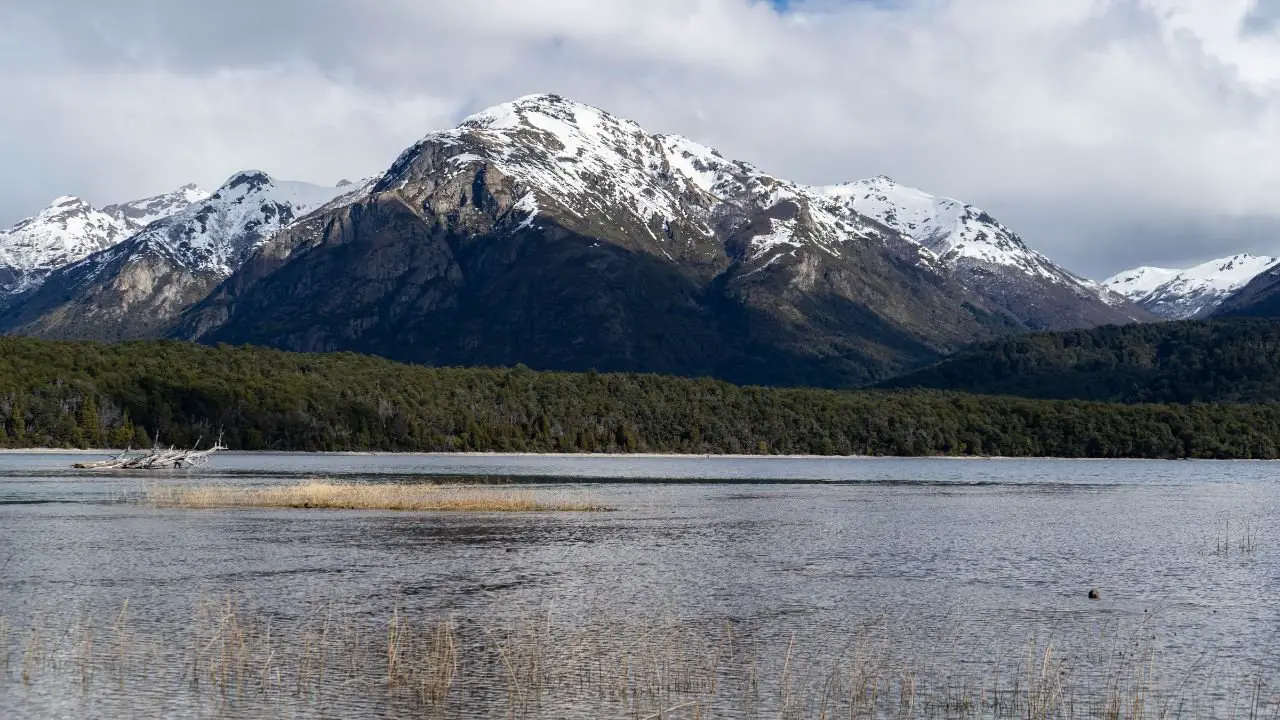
[73, 433, 226, 470]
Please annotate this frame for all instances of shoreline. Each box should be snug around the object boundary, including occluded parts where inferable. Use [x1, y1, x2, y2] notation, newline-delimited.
[0, 448, 1260, 461]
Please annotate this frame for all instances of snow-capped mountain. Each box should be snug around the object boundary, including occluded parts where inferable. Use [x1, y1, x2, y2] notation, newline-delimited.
[0, 186, 208, 298]
[0, 172, 360, 340]
[1104, 254, 1280, 319]
[0, 197, 132, 296]
[107, 171, 358, 276]
[371, 95, 1141, 325]
[158, 94, 1146, 387]
[376, 95, 888, 265]
[817, 176, 1136, 324]
[822, 177, 1074, 283]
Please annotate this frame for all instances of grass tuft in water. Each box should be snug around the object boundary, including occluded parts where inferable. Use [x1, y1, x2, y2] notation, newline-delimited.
[144, 481, 609, 512]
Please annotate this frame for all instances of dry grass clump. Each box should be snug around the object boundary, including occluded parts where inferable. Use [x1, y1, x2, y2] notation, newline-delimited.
[145, 481, 608, 512]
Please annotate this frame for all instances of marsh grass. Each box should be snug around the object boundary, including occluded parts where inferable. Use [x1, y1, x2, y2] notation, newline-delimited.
[145, 481, 609, 512]
[4, 598, 1279, 719]
[1213, 512, 1263, 555]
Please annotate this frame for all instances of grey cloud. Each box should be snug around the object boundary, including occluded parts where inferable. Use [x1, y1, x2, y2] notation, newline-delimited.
[2, 0, 1280, 280]
[1242, 0, 1280, 34]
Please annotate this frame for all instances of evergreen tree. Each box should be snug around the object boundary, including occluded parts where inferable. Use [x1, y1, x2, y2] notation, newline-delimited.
[78, 395, 104, 447]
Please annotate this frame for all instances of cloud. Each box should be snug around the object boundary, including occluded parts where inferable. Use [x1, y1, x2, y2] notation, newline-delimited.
[2, 0, 1280, 278]
[1243, 0, 1280, 34]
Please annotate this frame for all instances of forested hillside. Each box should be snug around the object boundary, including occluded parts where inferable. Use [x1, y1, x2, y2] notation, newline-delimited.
[1, 337, 1280, 458]
[883, 318, 1280, 403]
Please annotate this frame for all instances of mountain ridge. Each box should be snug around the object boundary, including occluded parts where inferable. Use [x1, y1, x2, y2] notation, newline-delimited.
[0, 172, 359, 341]
[3, 93, 1148, 387]
[171, 94, 1142, 386]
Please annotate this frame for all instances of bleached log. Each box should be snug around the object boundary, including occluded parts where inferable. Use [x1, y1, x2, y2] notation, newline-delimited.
[72, 433, 226, 470]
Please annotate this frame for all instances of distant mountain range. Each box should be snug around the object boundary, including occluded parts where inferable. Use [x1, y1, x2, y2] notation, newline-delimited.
[12, 93, 1276, 389]
[0, 184, 208, 298]
[0, 173, 362, 340]
[1103, 254, 1280, 319]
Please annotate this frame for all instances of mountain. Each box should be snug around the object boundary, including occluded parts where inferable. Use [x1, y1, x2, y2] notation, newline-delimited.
[881, 317, 1280, 403]
[0, 185, 208, 299]
[821, 176, 1138, 329]
[162, 94, 1142, 387]
[0, 172, 356, 341]
[1104, 253, 1280, 319]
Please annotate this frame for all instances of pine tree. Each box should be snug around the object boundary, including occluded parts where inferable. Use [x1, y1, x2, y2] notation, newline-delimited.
[78, 395, 104, 448]
[11, 401, 25, 446]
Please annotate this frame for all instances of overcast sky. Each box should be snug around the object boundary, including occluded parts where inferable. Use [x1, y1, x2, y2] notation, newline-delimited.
[2, 0, 1280, 279]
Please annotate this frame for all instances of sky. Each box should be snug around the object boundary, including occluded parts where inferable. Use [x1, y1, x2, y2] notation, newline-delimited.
[2, 0, 1280, 279]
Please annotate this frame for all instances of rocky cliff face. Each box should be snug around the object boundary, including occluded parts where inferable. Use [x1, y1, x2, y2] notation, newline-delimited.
[0, 173, 357, 340]
[1212, 262, 1280, 319]
[171, 94, 1142, 386]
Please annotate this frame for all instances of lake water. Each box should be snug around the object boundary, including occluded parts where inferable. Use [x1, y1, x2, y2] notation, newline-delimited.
[1, 453, 1277, 719]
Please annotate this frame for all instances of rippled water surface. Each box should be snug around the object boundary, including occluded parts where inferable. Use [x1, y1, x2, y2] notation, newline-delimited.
[2, 453, 1278, 719]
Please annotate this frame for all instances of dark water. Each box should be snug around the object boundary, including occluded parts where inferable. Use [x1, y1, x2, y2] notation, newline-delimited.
[1, 453, 1278, 718]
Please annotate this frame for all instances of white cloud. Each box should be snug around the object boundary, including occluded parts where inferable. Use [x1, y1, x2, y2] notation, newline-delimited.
[2, 0, 1280, 277]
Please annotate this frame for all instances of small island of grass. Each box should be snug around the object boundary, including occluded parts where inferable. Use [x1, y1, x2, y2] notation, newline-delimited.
[145, 481, 609, 512]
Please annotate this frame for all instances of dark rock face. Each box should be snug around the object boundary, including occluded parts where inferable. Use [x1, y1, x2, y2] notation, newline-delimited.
[1215, 267, 1280, 318]
[0, 245, 218, 341]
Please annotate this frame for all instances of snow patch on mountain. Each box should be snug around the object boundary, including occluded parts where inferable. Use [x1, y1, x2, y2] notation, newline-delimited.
[1104, 254, 1280, 319]
[104, 184, 211, 230]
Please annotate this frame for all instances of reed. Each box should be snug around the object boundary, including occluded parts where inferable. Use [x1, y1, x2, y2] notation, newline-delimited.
[144, 481, 609, 512]
[4, 598, 1278, 720]
[1213, 512, 1262, 555]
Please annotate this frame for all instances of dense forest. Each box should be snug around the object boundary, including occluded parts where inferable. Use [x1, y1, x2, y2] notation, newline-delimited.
[882, 318, 1280, 404]
[1, 337, 1280, 458]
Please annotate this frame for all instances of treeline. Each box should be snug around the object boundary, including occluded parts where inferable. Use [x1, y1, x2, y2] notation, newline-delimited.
[3, 337, 1280, 458]
[883, 318, 1280, 404]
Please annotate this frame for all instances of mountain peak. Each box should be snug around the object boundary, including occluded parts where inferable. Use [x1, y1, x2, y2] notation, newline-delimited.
[456, 94, 627, 139]
[122, 173, 358, 278]
[222, 170, 275, 193]
[0, 196, 132, 295]
[102, 183, 211, 231]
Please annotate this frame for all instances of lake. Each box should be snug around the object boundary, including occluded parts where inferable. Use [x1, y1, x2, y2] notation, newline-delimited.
[1, 453, 1277, 718]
